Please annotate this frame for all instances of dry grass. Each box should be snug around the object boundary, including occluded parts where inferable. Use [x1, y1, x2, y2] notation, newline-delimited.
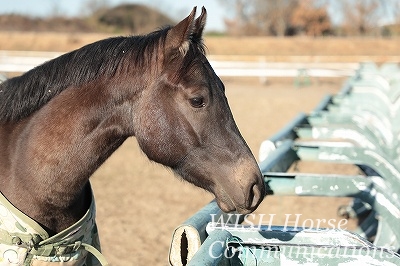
[205, 36, 400, 63]
[0, 31, 399, 62]
[0, 31, 108, 52]
[206, 36, 400, 56]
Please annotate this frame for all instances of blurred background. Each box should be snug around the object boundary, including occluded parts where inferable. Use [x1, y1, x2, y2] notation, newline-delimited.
[2, 0, 400, 36]
[1, 0, 399, 72]
[1, 1, 399, 265]
[1, 0, 399, 63]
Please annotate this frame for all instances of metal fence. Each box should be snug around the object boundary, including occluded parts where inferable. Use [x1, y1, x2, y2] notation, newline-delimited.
[169, 62, 400, 265]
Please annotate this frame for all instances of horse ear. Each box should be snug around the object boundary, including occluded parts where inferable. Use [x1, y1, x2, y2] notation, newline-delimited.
[193, 6, 207, 40]
[166, 7, 197, 56]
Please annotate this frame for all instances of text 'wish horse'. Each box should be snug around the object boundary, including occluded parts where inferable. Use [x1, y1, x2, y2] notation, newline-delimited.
[0, 7, 265, 265]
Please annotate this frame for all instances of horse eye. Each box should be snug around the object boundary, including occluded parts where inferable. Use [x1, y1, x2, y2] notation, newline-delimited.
[189, 97, 205, 108]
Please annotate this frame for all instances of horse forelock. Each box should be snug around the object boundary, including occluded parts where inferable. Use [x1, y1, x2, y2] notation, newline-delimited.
[0, 28, 170, 124]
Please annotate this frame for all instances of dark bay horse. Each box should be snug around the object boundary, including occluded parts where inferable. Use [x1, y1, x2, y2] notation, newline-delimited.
[0, 6, 264, 251]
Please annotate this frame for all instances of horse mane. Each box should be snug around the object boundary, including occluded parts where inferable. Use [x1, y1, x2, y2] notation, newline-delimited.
[0, 27, 184, 124]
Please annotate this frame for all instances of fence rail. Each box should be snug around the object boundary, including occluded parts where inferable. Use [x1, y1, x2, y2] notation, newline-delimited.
[0, 50, 361, 78]
[0, 50, 62, 73]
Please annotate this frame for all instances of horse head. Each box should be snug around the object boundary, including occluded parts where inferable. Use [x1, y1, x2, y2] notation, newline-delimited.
[134, 7, 265, 214]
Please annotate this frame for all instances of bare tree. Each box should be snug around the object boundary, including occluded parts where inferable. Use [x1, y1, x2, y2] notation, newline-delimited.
[395, 0, 400, 23]
[380, 0, 400, 23]
[220, 0, 298, 36]
[220, 0, 396, 36]
[50, 1, 63, 18]
[255, 0, 299, 36]
[339, 0, 380, 35]
[291, 0, 331, 36]
[81, 0, 110, 16]
[219, 0, 255, 35]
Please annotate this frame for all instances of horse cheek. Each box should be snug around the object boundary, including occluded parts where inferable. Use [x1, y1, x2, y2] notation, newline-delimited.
[136, 107, 185, 167]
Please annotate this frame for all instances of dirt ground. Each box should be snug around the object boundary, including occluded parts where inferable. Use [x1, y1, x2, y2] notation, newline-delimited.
[89, 76, 360, 265]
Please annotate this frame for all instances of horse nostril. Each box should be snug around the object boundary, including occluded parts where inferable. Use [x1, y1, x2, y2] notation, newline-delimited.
[249, 182, 265, 210]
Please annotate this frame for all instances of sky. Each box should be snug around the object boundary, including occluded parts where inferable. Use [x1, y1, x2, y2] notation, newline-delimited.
[0, 0, 229, 32]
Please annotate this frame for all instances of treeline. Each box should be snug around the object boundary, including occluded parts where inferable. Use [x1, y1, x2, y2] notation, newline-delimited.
[1, 1, 400, 37]
[222, 0, 400, 37]
[0, 4, 174, 34]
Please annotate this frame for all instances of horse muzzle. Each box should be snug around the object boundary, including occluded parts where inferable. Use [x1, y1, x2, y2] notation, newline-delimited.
[213, 168, 265, 214]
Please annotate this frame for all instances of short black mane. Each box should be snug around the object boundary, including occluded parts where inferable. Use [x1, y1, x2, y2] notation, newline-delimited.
[0, 27, 172, 123]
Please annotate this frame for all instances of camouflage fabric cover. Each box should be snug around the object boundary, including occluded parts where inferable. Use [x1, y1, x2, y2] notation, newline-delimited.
[0, 188, 107, 265]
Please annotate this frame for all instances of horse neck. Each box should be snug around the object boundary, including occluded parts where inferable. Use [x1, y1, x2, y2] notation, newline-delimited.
[1, 76, 143, 234]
